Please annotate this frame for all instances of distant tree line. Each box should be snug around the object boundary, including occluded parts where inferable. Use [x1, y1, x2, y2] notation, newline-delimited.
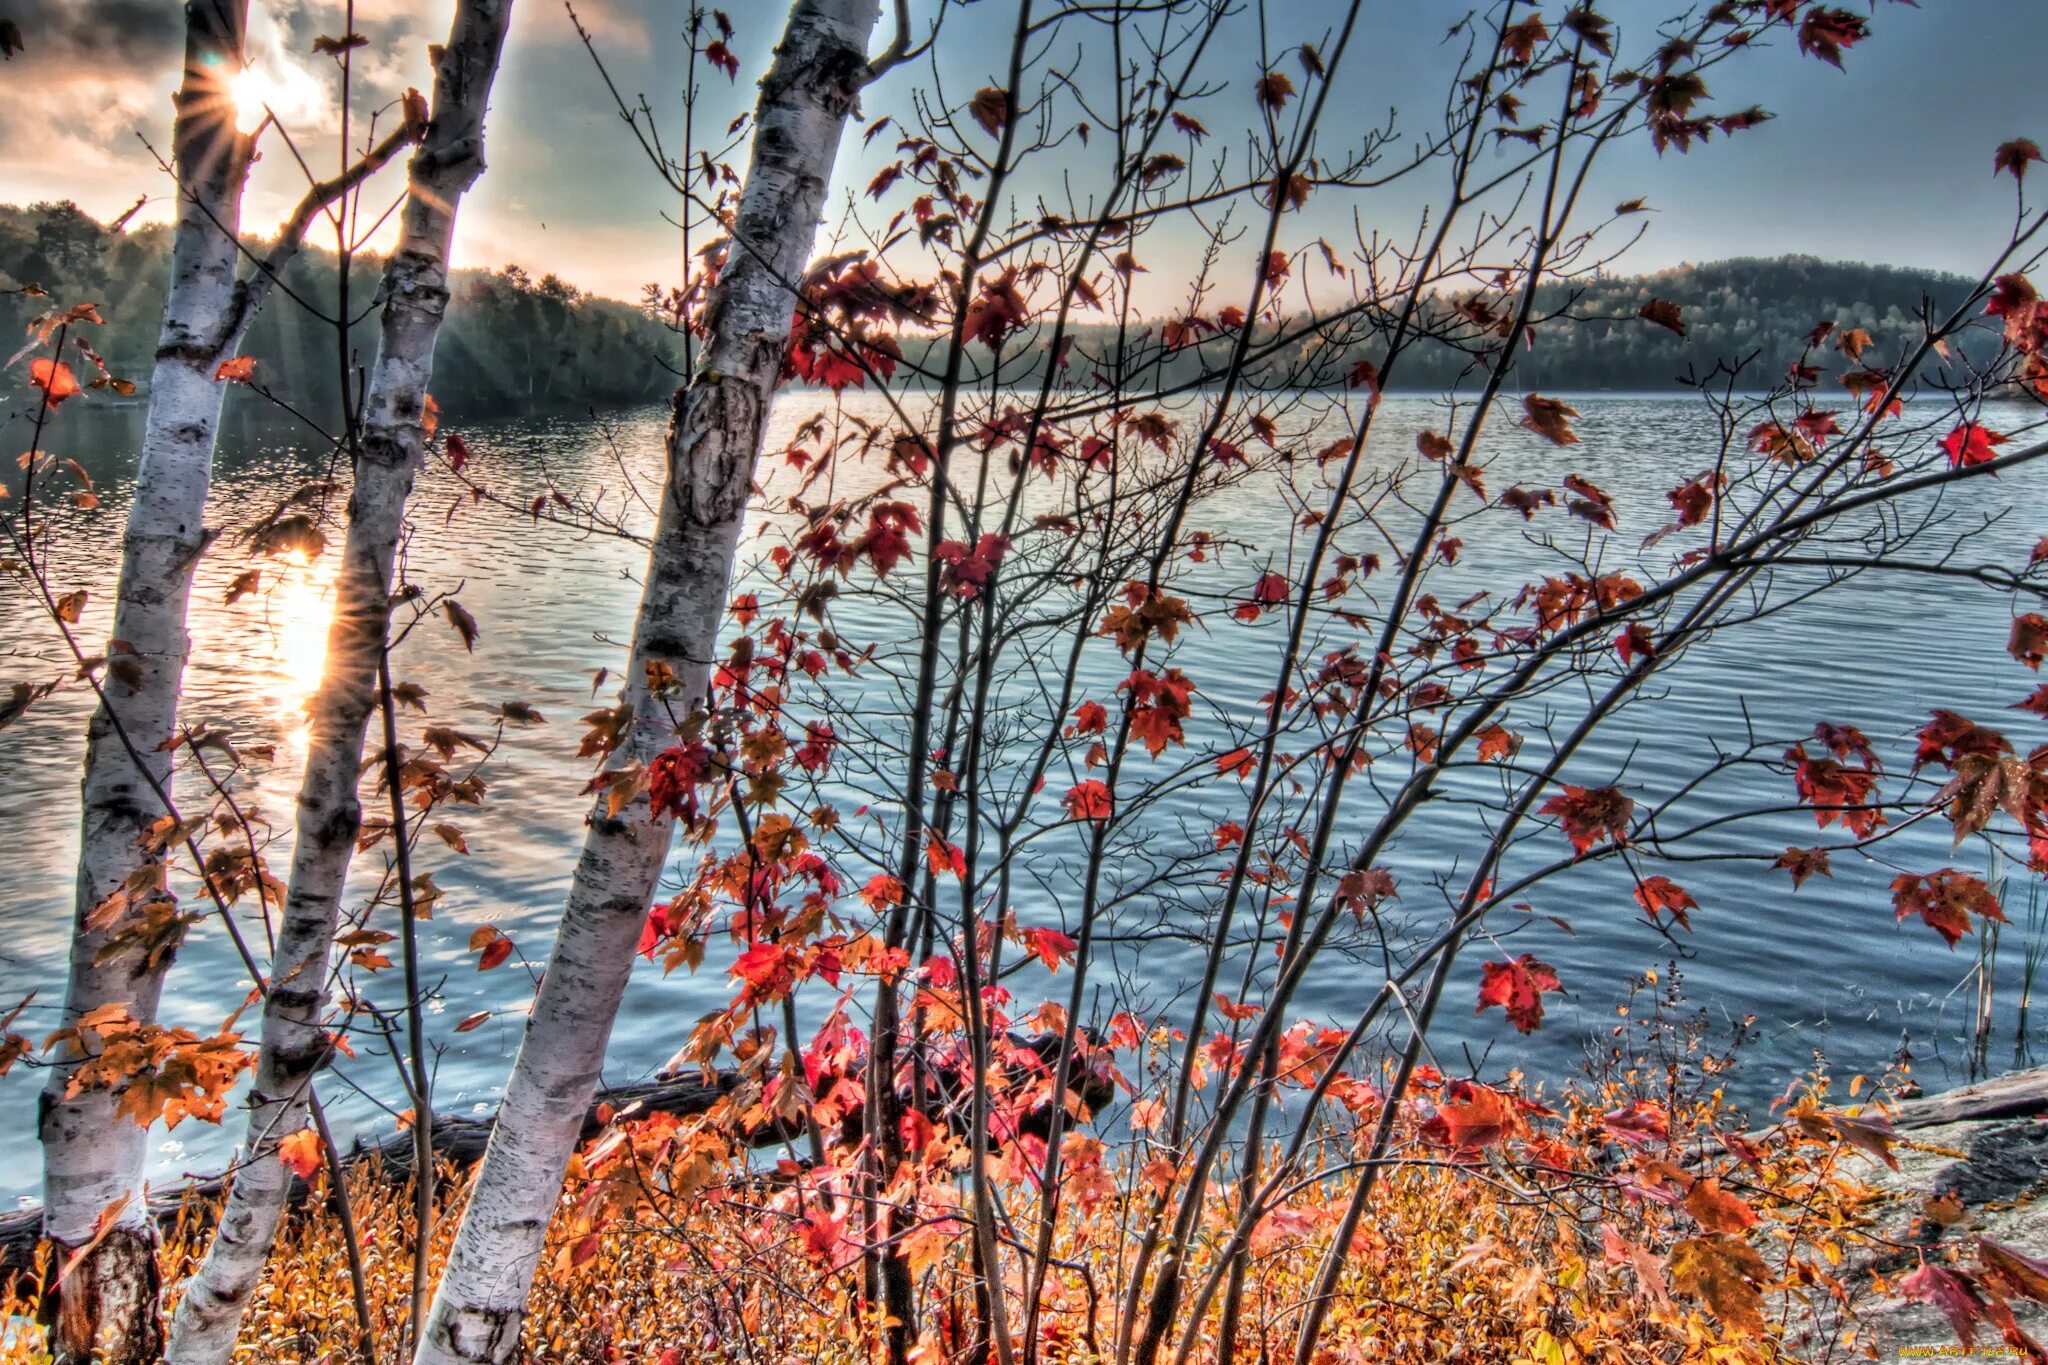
[0, 200, 683, 417]
[2, 201, 1993, 407]
[888, 254, 1993, 393]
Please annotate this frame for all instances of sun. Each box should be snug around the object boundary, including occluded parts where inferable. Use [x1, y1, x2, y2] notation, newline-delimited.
[228, 67, 275, 135]
[228, 53, 327, 136]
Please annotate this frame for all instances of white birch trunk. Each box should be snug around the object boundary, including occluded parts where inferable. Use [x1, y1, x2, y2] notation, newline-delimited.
[414, 3, 881, 1358]
[162, 6, 514, 1359]
[39, 6, 252, 1359]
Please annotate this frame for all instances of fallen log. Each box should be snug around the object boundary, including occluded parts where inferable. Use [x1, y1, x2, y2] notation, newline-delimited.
[0, 1072, 740, 1279]
[1889, 1064, 2048, 1130]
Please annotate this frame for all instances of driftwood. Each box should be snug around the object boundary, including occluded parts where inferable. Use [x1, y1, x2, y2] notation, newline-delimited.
[1889, 1065, 2048, 1130]
[0, 1072, 740, 1279]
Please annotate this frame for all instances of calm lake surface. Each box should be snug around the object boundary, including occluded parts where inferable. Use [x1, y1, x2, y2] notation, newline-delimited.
[1, 390, 2042, 1206]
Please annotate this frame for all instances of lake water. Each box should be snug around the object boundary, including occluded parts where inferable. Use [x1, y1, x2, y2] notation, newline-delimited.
[1, 390, 2043, 1207]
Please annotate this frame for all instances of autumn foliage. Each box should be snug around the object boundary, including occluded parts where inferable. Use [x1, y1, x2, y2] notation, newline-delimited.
[4, 0, 2048, 1361]
[0, 984, 1993, 1363]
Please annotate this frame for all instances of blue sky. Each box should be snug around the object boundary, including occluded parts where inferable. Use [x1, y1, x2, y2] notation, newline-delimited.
[0, 0, 2037, 303]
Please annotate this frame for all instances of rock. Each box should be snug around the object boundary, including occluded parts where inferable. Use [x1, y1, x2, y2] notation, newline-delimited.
[1794, 1071, 2048, 1358]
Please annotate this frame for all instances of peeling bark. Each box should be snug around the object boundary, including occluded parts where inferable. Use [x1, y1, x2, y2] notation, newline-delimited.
[39, 6, 254, 1360]
[162, 6, 514, 1361]
[414, 3, 881, 1360]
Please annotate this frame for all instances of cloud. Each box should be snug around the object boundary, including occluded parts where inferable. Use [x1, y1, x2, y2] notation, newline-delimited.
[0, 4, 176, 219]
[0, 0, 681, 299]
[1, 0, 186, 69]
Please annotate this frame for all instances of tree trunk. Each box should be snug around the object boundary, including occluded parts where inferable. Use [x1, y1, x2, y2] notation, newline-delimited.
[413, 3, 881, 1359]
[38, 6, 253, 1360]
[162, 6, 514, 1360]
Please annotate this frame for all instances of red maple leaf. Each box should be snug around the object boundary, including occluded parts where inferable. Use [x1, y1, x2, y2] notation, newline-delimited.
[1787, 743, 1884, 838]
[1940, 423, 2008, 471]
[1476, 955, 1563, 1033]
[968, 86, 1010, 136]
[859, 874, 904, 910]
[1892, 869, 2007, 948]
[1540, 784, 1633, 854]
[1985, 273, 2043, 349]
[1994, 137, 2044, 183]
[793, 720, 837, 773]
[1633, 876, 1697, 930]
[935, 533, 1010, 599]
[1898, 1262, 1994, 1349]
[1023, 926, 1078, 970]
[1255, 70, 1294, 110]
[1797, 8, 1867, 69]
[2010, 614, 2048, 670]
[276, 1128, 323, 1181]
[1063, 780, 1113, 822]
[474, 929, 514, 971]
[1500, 486, 1556, 520]
[1599, 1099, 1669, 1146]
[1066, 700, 1109, 736]
[963, 269, 1028, 348]
[1615, 622, 1658, 666]
[1774, 846, 1832, 889]
[1638, 298, 1686, 336]
[648, 743, 714, 823]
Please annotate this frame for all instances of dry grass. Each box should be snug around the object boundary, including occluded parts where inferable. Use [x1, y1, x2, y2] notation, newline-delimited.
[0, 1062, 1902, 1364]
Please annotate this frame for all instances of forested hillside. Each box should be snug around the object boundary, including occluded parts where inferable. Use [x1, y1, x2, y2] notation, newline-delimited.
[901, 254, 1992, 392]
[0, 199, 1995, 405]
[0, 200, 681, 415]
[1454, 255, 1987, 389]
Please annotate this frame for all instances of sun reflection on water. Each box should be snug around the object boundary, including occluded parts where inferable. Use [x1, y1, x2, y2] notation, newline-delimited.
[263, 550, 337, 741]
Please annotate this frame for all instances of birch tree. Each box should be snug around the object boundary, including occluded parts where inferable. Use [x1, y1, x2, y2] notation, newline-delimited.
[36, 5, 412, 1357]
[163, 4, 514, 1359]
[34, 10, 258, 1359]
[413, 1, 902, 1357]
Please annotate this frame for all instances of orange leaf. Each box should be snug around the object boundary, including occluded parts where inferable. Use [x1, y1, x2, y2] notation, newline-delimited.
[1519, 393, 1581, 446]
[1062, 780, 1113, 822]
[30, 357, 81, 406]
[1427, 1081, 1519, 1150]
[1681, 1177, 1758, 1235]
[1632, 875, 1697, 930]
[1668, 1234, 1770, 1335]
[277, 1128, 323, 1181]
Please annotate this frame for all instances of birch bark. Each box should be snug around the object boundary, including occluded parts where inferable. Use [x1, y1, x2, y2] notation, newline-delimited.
[414, 2, 881, 1358]
[39, 6, 252, 1359]
[163, 5, 513, 1359]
